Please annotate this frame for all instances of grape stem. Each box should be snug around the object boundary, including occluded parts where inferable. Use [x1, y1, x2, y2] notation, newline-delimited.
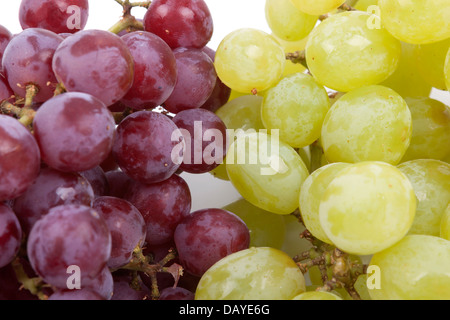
[11, 258, 48, 300]
[120, 245, 183, 300]
[319, 3, 356, 20]
[310, 140, 324, 173]
[109, 0, 150, 34]
[286, 50, 308, 69]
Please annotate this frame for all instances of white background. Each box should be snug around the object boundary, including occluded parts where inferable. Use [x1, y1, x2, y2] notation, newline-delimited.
[0, 1, 449, 211]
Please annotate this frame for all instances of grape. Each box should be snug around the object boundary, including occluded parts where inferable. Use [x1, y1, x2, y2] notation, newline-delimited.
[0, 204, 22, 268]
[401, 97, 450, 162]
[172, 108, 227, 174]
[292, 291, 342, 300]
[272, 35, 308, 77]
[125, 174, 191, 246]
[299, 163, 351, 244]
[216, 95, 265, 132]
[226, 131, 309, 215]
[93, 196, 146, 269]
[111, 273, 150, 300]
[0, 264, 39, 300]
[0, 74, 13, 103]
[105, 170, 134, 199]
[163, 48, 217, 114]
[2, 28, 63, 102]
[112, 111, 183, 184]
[281, 215, 313, 257]
[415, 39, 450, 90]
[265, 0, 317, 42]
[79, 166, 109, 198]
[215, 28, 285, 94]
[321, 85, 412, 165]
[381, 42, 432, 98]
[143, 0, 213, 49]
[100, 151, 119, 173]
[319, 161, 416, 255]
[368, 235, 450, 300]
[200, 47, 231, 113]
[19, 0, 89, 34]
[49, 289, 105, 300]
[398, 160, 450, 237]
[305, 11, 401, 92]
[27, 204, 111, 289]
[33, 92, 115, 172]
[81, 266, 113, 300]
[52, 29, 134, 106]
[0, 115, 40, 202]
[378, 0, 450, 44]
[289, 0, 345, 15]
[174, 208, 250, 277]
[441, 204, 450, 240]
[120, 31, 177, 110]
[159, 287, 195, 301]
[354, 0, 378, 11]
[0, 25, 12, 64]
[445, 48, 450, 92]
[222, 199, 286, 249]
[261, 72, 330, 148]
[195, 247, 306, 300]
[13, 167, 94, 235]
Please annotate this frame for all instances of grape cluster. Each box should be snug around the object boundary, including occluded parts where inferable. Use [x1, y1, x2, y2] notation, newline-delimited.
[0, 0, 450, 301]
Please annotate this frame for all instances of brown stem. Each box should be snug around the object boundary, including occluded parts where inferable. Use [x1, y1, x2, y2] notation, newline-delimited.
[286, 50, 308, 69]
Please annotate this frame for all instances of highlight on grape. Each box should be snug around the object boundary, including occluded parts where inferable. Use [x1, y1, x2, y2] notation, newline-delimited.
[0, 0, 449, 302]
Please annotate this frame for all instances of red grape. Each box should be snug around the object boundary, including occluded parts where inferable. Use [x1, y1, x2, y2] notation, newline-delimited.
[52, 29, 134, 106]
[143, 0, 213, 49]
[100, 151, 119, 173]
[0, 264, 39, 300]
[125, 174, 191, 245]
[112, 111, 184, 184]
[174, 208, 250, 277]
[48, 289, 104, 300]
[27, 204, 111, 289]
[159, 287, 195, 300]
[79, 166, 109, 198]
[33, 92, 115, 172]
[173, 108, 227, 174]
[105, 171, 134, 199]
[120, 31, 177, 110]
[81, 266, 114, 300]
[93, 197, 146, 269]
[2, 28, 63, 102]
[0, 25, 12, 65]
[0, 115, 40, 201]
[0, 73, 14, 104]
[163, 48, 217, 114]
[13, 167, 95, 234]
[111, 272, 150, 300]
[0, 204, 22, 268]
[19, 0, 89, 34]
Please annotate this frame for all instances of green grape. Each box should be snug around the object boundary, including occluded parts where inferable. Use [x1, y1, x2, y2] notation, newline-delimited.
[215, 28, 285, 94]
[446, 48, 450, 92]
[292, 291, 342, 300]
[195, 247, 306, 300]
[319, 161, 416, 255]
[272, 34, 308, 77]
[445, 152, 450, 165]
[321, 85, 412, 164]
[378, 0, 450, 45]
[368, 235, 450, 300]
[305, 11, 401, 92]
[441, 204, 450, 240]
[354, 0, 378, 11]
[222, 199, 286, 249]
[415, 39, 450, 90]
[299, 163, 351, 244]
[398, 160, 450, 237]
[265, 0, 317, 42]
[216, 95, 265, 132]
[213, 95, 265, 181]
[226, 132, 309, 215]
[290, 0, 345, 15]
[261, 73, 330, 148]
[228, 89, 247, 102]
[401, 97, 450, 162]
[281, 214, 313, 257]
[354, 274, 372, 300]
[381, 42, 432, 98]
[297, 147, 311, 170]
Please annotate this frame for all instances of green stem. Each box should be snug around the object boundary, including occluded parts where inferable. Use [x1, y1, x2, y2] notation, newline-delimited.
[108, 15, 144, 34]
[11, 259, 47, 300]
[309, 140, 323, 173]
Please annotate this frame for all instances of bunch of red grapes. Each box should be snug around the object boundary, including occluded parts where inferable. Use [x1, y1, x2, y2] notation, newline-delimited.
[0, 0, 248, 300]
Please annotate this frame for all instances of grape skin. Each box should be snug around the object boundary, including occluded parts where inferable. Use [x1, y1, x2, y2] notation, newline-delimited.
[195, 247, 306, 300]
[0, 203, 22, 268]
[441, 204, 450, 241]
[292, 291, 342, 300]
[289, 0, 345, 16]
[319, 161, 416, 255]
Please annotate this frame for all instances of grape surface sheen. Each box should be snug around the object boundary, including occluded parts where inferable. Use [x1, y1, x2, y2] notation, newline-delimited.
[195, 247, 306, 300]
